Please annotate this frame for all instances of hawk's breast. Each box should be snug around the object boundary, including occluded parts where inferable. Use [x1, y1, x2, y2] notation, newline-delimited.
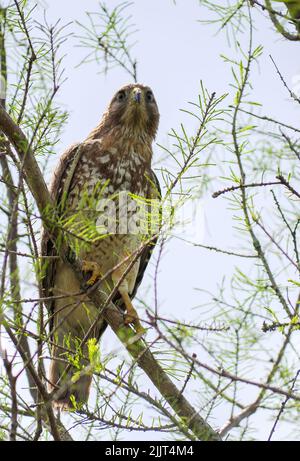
[63, 140, 153, 295]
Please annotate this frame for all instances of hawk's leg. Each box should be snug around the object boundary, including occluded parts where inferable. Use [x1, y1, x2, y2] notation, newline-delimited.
[82, 260, 102, 286]
[82, 261, 146, 335]
[119, 289, 146, 335]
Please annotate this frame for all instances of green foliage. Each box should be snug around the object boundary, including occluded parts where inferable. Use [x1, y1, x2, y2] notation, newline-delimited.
[76, 1, 138, 81]
[87, 337, 104, 373]
[0, 0, 300, 443]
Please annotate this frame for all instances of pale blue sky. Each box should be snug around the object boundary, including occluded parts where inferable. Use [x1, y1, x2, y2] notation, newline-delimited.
[38, 0, 300, 441]
[44, 0, 300, 146]
[19, 0, 300, 440]
[41, 0, 300, 319]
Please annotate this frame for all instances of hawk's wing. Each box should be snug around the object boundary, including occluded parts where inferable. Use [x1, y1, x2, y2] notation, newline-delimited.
[124, 170, 161, 303]
[40, 142, 82, 314]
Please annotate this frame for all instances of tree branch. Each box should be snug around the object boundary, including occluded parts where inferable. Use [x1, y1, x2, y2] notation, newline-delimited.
[0, 103, 221, 441]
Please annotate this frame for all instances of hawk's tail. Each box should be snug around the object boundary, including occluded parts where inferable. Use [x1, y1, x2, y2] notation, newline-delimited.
[48, 319, 107, 410]
[48, 345, 93, 410]
[49, 346, 92, 410]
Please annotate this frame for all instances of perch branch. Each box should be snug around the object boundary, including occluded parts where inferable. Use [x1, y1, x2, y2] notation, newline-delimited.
[0, 103, 221, 442]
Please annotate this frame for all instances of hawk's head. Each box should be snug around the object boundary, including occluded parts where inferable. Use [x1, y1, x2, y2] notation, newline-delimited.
[104, 83, 159, 140]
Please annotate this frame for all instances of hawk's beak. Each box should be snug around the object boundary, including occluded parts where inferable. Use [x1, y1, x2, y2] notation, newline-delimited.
[134, 90, 142, 104]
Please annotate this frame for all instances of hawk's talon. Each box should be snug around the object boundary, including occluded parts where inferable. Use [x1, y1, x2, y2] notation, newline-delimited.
[135, 325, 147, 336]
[124, 312, 146, 335]
[82, 260, 102, 286]
[124, 312, 135, 325]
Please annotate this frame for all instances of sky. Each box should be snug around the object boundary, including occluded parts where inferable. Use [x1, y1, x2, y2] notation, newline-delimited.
[5, 0, 300, 441]
[41, 0, 300, 441]
[40, 0, 299, 316]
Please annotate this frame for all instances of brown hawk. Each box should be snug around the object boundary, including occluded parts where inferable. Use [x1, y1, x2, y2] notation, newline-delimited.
[41, 83, 160, 408]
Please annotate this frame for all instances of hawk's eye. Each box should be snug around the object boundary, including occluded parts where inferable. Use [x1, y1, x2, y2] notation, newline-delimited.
[146, 90, 154, 103]
[117, 90, 126, 102]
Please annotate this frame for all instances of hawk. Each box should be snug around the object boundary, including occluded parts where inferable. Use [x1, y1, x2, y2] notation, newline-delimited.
[41, 83, 160, 408]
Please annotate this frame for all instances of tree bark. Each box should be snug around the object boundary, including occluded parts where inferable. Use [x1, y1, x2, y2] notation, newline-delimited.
[0, 104, 221, 441]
